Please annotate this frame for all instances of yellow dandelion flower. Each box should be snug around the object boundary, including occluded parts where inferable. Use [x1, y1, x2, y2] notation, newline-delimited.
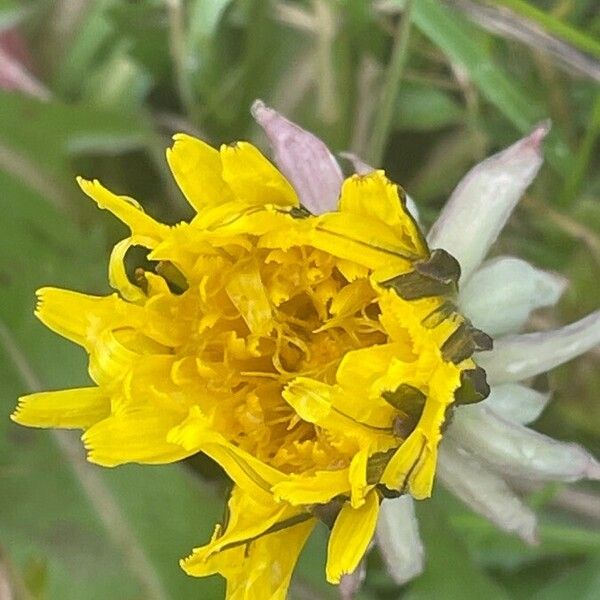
[12, 108, 495, 597]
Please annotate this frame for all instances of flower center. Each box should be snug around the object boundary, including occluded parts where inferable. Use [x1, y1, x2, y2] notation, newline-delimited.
[143, 213, 489, 492]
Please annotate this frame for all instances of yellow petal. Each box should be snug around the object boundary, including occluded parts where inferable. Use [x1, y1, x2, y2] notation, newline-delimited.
[379, 430, 433, 499]
[336, 343, 413, 393]
[225, 258, 273, 336]
[108, 235, 158, 301]
[12, 387, 110, 429]
[282, 377, 333, 423]
[87, 328, 143, 386]
[166, 133, 234, 211]
[271, 468, 350, 505]
[77, 177, 168, 239]
[83, 409, 189, 466]
[220, 142, 298, 208]
[283, 377, 394, 450]
[313, 212, 415, 270]
[190, 487, 295, 559]
[35, 287, 128, 348]
[336, 258, 370, 282]
[168, 407, 285, 501]
[338, 171, 427, 257]
[326, 490, 379, 584]
[183, 488, 315, 599]
[348, 447, 370, 508]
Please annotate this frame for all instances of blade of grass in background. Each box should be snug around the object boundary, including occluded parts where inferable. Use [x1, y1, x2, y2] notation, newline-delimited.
[491, 0, 600, 58]
[412, 0, 573, 178]
[367, 0, 416, 166]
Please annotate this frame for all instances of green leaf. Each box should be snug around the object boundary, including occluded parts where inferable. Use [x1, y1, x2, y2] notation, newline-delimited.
[405, 496, 511, 600]
[52, 2, 115, 96]
[453, 512, 600, 557]
[531, 556, 600, 600]
[80, 43, 152, 111]
[188, 0, 233, 56]
[0, 0, 26, 29]
[395, 83, 464, 131]
[0, 93, 153, 179]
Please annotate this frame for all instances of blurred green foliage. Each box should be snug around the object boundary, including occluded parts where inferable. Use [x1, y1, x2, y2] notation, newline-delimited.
[0, 1, 599, 598]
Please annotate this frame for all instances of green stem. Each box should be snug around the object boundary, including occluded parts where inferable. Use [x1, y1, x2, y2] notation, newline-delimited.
[367, 0, 416, 166]
[166, 0, 197, 118]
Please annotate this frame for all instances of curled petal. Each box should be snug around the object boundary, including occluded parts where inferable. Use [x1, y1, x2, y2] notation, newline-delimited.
[481, 383, 551, 425]
[77, 177, 168, 240]
[108, 235, 159, 301]
[182, 486, 315, 599]
[477, 310, 600, 384]
[375, 496, 424, 586]
[427, 122, 549, 282]
[459, 256, 567, 336]
[448, 406, 600, 482]
[251, 99, 343, 214]
[438, 442, 538, 544]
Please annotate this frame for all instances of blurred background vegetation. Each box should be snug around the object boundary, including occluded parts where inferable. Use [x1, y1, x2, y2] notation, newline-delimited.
[0, 0, 599, 598]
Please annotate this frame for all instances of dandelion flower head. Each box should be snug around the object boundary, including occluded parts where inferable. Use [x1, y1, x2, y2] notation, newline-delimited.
[12, 109, 492, 593]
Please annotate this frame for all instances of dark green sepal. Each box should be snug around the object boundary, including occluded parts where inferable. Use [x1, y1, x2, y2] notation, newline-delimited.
[531, 373, 550, 393]
[454, 366, 490, 405]
[289, 205, 313, 219]
[382, 383, 426, 411]
[382, 384, 426, 438]
[441, 322, 493, 363]
[471, 328, 493, 351]
[379, 249, 461, 301]
[421, 300, 456, 328]
[441, 322, 473, 363]
[156, 261, 189, 294]
[414, 249, 461, 284]
[376, 484, 402, 499]
[311, 497, 345, 529]
[366, 449, 397, 484]
[380, 270, 454, 300]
